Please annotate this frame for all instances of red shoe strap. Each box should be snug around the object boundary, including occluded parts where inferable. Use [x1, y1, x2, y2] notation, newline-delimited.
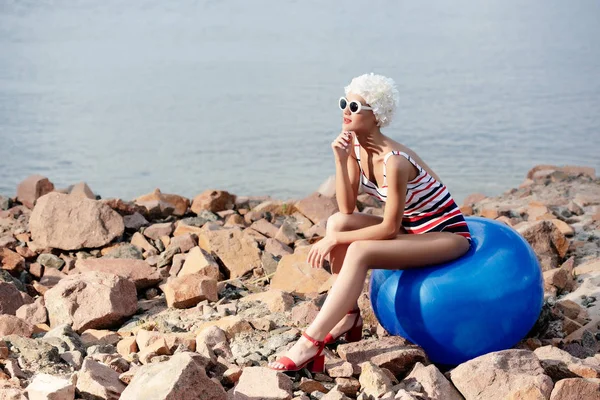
[302, 331, 324, 348]
[347, 308, 360, 315]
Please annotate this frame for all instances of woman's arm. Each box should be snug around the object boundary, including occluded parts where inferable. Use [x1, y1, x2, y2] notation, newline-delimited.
[332, 155, 410, 244]
[333, 132, 360, 214]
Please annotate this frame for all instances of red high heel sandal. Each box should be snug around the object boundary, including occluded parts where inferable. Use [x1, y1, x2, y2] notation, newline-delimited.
[268, 331, 326, 373]
[323, 308, 363, 345]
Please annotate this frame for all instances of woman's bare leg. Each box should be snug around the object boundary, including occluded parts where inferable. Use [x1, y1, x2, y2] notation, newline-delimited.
[268, 231, 470, 369]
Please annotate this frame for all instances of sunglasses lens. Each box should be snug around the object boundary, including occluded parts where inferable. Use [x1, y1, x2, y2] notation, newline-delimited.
[339, 98, 347, 110]
[349, 101, 359, 113]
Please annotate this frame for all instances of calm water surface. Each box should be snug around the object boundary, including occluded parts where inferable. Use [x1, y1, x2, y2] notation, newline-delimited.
[1, 0, 599, 204]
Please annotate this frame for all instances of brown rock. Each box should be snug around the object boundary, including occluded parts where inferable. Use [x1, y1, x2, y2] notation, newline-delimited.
[336, 336, 409, 365]
[527, 165, 596, 180]
[39, 267, 66, 288]
[191, 190, 236, 214]
[551, 219, 574, 237]
[116, 337, 138, 357]
[143, 222, 174, 240]
[196, 227, 261, 279]
[250, 219, 280, 238]
[0, 315, 33, 337]
[239, 289, 294, 313]
[224, 213, 245, 228]
[265, 239, 293, 258]
[15, 297, 47, 325]
[138, 337, 170, 364]
[358, 361, 393, 399]
[178, 246, 220, 280]
[480, 207, 499, 219]
[29, 193, 124, 251]
[167, 233, 197, 254]
[463, 193, 487, 206]
[161, 274, 218, 308]
[295, 192, 339, 224]
[0, 282, 24, 315]
[271, 247, 331, 297]
[81, 329, 121, 347]
[275, 222, 300, 246]
[121, 352, 226, 400]
[334, 377, 361, 397]
[233, 366, 293, 400]
[131, 232, 156, 253]
[69, 181, 95, 199]
[299, 378, 327, 394]
[75, 258, 161, 290]
[16, 175, 55, 209]
[76, 358, 125, 400]
[574, 258, 600, 275]
[369, 347, 428, 378]
[534, 345, 600, 379]
[134, 188, 190, 216]
[544, 268, 570, 293]
[44, 271, 138, 333]
[25, 373, 75, 400]
[325, 358, 354, 378]
[549, 378, 600, 400]
[449, 349, 553, 400]
[291, 301, 320, 327]
[516, 220, 569, 271]
[398, 362, 463, 400]
[0, 249, 25, 275]
[123, 212, 149, 230]
[195, 316, 253, 340]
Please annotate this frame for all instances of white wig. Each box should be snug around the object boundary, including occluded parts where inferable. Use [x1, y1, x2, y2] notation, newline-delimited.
[344, 73, 400, 128]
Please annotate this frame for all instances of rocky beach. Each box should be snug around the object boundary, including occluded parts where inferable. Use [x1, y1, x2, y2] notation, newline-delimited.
[0, 165, 599, 400]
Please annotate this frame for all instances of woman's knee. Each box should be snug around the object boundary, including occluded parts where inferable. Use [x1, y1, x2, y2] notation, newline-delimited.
[326, 212, 353, 234]
[345, 241, 369, 263]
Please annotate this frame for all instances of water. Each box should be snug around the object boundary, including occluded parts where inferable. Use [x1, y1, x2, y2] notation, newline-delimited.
[1, 0, 599, 205]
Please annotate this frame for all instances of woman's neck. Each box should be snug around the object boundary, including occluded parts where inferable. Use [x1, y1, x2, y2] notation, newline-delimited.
[355, 128, 389, 159]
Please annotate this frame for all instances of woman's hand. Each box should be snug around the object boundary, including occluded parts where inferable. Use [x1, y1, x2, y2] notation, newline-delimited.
[307, 236, 337, 269]
[331, 131, 353, 160]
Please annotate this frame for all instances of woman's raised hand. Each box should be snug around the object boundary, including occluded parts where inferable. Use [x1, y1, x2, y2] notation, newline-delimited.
[331, 131, 353, 159]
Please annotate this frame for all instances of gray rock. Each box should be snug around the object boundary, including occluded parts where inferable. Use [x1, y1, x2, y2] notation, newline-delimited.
[2, 334, 64, 373]
[0, 195, 10, 210]
[37, 253, 66, 270]
[44, 324, 86, 354]
[103, 243, 144, 260]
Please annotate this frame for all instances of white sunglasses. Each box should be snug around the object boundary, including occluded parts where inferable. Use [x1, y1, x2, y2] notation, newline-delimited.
[339, 97, 373, 114]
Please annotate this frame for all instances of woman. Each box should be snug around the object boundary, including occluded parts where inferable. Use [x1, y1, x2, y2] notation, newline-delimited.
[268, 73, 472, 373]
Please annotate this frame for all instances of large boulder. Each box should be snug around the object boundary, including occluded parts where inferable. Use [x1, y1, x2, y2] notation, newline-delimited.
[44, 272, 137, 333]
[449, 349, 553, 400]
[271, 247, 331, 297]
[120, 352, 226, 400]
[75, 258, 161, 290]
[29, 193, 124, 250]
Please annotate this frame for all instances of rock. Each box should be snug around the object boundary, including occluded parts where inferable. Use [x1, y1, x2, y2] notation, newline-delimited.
[534, 345, 600, 379]
[123, 212, 149, 230]
[334, 377, 361, 397]
[44, 324, 85, 353]
[15, 297, 47, 325]
[167, 233, 197, 254]
[573, 258, 600, 275]
[0, 315, 33, 337]
[69, 181, 95, 199]
[196, 326, 228, 348]
[239, 289, 295, 313]
[81, 329, 121, 347]
[44, 272, 137, 333]
[39, 267, 67, 288]
[178, 246, 220, 280]
[103, 243, 144, 260]
[232, 366, 293, 400]
[131, 232, 156, 253]
[195, 316, 253, 341]
[397, 362, 463, 400]
[291, 301, 320, 327]
[549, 378, 600, 400]
[75, 258, 161, 291]
[191, 190, 236, 214]
[117, 337, 138, 357]
[2, 335, 63, 372]
[325, 358, 355, 378]
[527, 165, 596, 180]
[516, 220, 569, 271]
[29, 193, 124, 251]
[275, 222, 300, 247]
[0, 384, 27, 400]
[336, 336, 409, 365]
[0, 248, 25, 275]
[37, 254, 65, 270]
[544, 268, 571, 294]
[265, 238, 293, 258]
[295, 192, 339, 224]
[16, 175, 55, 209]
[196, 227, 261, 279]
[358, 361, 393, 399]
[76, 358, 126, 400]
[463, 193, 487, 206]
[134, 188, 190, 217]
[26, 373, 75, 400]
[143, 222, 174, 241]
[161, 274, 218, 308]
[271, 247, 331, 297]
[249, 219, 279, 239]
[120, 352, 226, 400]
[100, 198, 147, 217]
[449, 349, 553, 400]
[0, 282, 24, 315]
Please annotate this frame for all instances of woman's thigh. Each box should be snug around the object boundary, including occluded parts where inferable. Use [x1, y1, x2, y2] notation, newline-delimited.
[346, 232, 470, 271]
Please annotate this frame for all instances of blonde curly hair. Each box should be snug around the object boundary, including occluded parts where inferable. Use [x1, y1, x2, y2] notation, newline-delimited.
[344, 73, 400, 128]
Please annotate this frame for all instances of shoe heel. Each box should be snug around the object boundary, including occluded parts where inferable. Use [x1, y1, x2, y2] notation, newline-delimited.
[309, 354, 325, 373]
[345, 324, 363, 342]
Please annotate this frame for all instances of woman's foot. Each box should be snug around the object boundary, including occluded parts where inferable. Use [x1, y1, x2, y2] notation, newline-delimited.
[267, 333, 323, 370]
[326, 310, 363, 343]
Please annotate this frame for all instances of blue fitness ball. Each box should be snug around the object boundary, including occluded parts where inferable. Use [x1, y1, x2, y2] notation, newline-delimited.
[368, 216, 543, 365]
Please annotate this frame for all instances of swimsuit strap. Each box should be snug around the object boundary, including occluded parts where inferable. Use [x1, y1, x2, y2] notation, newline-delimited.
[383, 151, 423, 185]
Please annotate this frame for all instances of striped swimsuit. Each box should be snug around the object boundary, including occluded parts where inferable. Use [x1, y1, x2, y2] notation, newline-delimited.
[354, 142, 472, 242]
